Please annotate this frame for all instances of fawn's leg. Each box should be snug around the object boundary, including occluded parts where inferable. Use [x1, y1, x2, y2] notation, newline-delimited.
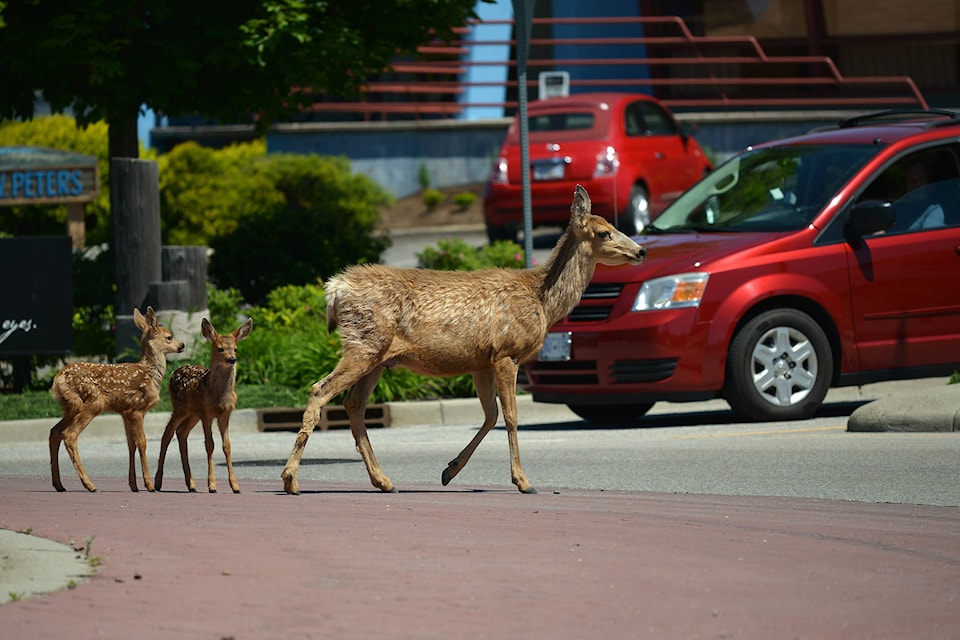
[122, 412, 154, 492]
[49, 415, 73, 492]
[282, 357, 372, 495]
[442, 369, 499, 486]
[176, 419, 199, 492]
[58, 411, 99, 492]
[201, 418, 218, 493]
[493, 359, 534, 494]
[344, 368, 395, 492]
[156, 413, 185, 491]
[218, 412, 240, 493]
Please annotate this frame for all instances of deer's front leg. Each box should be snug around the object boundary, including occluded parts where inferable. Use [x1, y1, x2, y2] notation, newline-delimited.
[124, 413, 154, 492]
[198, 419, 218, 493]
[219, 413, 240, 493]
[494, 360, 535, 494]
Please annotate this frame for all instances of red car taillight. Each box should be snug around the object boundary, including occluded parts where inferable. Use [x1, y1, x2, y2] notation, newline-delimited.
[594, 146, 619, 177]
[490, 157, 508, 184]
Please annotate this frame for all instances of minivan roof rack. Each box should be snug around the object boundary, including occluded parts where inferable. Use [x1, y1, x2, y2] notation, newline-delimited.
[838, 109, 960, 129]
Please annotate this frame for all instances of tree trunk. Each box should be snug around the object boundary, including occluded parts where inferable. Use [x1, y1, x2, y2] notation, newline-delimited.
[108, 115, 140, 160]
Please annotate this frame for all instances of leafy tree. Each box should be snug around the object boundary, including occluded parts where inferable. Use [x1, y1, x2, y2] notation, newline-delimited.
[0, 1, 486, 160]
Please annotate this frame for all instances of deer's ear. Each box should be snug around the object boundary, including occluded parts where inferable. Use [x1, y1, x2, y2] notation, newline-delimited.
[145, 306, 158, 328]
[570, 184, 591, 228]
[133, 307, 147, 331]
[233, 318, 253, 342]
[201, 318, 217, 342]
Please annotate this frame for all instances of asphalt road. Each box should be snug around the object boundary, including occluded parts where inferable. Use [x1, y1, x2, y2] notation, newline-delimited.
[5, 380, 958, 507]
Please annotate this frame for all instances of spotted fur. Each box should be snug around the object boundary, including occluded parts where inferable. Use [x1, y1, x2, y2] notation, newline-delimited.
[49, 307, 185, 492]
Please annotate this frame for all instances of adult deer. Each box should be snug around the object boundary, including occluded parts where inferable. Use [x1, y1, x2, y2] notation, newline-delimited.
[155, 318, 253, 493]
[281, 185, 646, 495]
[49, 307, 185, 492]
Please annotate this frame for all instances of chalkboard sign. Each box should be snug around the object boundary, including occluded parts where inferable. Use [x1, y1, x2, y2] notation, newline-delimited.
[0, 236, 73, 356]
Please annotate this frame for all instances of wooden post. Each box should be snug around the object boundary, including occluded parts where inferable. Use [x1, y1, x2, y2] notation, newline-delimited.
[161, 246, 208, 311]
[66, 202, 86, 249]
[111, 158, 162, 359]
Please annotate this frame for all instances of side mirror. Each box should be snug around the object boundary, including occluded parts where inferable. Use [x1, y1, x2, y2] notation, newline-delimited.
[846, 200, 896, 237]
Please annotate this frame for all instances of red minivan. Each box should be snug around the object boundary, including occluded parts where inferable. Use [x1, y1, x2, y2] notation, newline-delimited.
[523, 109, 960, 423]
[483, 92, 712, 242]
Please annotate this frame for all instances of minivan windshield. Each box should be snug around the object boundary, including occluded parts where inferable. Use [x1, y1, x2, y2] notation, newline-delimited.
[650, 144, 878, 233]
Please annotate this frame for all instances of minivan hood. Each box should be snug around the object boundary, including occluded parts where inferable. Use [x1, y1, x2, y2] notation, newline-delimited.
[593, 232, 788, 283]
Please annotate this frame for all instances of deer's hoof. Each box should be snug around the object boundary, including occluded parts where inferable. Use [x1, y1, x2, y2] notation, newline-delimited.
[282, 473, 300, 495]
[521, 486, 538, 495]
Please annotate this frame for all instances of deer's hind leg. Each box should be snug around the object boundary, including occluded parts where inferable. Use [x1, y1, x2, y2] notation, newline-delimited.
[52, 409, 99, 492]
[174, 417, 201, 492]
[442, 368, 500, 487]
[343, 367, 396, 492]
[156, 412, 188, 491]
[282, 353, 378, 495]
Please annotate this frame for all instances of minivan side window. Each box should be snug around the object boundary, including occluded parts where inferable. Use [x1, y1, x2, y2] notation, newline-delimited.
[857, 144, 960, 232]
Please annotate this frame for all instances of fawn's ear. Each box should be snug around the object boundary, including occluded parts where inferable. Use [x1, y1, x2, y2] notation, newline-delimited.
[133, 307, 151, 332]
[201, 318, 217, 343]
[570, 184, 591, 230]
[233, 318, 253, 342]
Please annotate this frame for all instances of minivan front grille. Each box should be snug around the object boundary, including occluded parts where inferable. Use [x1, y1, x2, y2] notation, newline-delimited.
[567, 283, 624, 322]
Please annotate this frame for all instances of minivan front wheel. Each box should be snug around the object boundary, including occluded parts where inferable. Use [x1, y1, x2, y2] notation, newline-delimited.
[723, 309, 833, 421]
[619, 185, 650, 235]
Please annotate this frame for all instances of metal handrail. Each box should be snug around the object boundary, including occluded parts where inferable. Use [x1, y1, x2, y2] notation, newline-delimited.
[304, 15, 929, 119]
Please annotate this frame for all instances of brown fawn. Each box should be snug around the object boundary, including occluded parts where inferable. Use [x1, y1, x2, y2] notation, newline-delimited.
[281, 185, 646, 495]
[49, 306, 185, 492]
[155, 318, 253, 493]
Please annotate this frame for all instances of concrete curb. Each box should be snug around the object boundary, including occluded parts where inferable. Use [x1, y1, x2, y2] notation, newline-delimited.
[5, 378, 959, 445]
[0, 396, 580, 445]
[847, 381, 960, 432]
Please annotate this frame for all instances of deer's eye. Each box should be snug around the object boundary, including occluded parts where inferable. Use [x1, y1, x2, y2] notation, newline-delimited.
[218, 347, 225, 352]
[598, 230, 612, 239]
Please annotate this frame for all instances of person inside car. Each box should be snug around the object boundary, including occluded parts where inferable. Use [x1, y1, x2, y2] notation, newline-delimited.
[901, 161, 946, 230]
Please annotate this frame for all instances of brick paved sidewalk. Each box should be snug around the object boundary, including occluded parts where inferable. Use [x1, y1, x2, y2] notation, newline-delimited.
[1, 476, 958, 639]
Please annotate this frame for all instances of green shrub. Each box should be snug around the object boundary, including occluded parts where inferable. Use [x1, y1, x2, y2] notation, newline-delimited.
[417, 238, 525, 271]
[207, 153, 392, 306]
[157, 140, 282, 246]
[422, 188, 444, 210]
[452, 190, 477, 210]
[237, 283, 458, 403]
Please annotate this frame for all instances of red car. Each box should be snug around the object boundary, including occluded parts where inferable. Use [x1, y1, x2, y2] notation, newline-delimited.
[523, 109, 960, 423]
[483, 92, 712, 242]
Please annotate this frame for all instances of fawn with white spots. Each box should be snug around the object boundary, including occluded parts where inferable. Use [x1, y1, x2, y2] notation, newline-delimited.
[281, 185, 646, 495]
[155, 317, 253, 493]
[49, 306, 185, 492]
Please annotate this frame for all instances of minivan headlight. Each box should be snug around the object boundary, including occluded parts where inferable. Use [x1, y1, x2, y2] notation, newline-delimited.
[633, 273, 710, 311]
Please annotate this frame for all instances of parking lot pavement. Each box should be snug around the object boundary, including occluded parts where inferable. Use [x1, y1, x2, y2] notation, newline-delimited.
[0, 476, 958, 639]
